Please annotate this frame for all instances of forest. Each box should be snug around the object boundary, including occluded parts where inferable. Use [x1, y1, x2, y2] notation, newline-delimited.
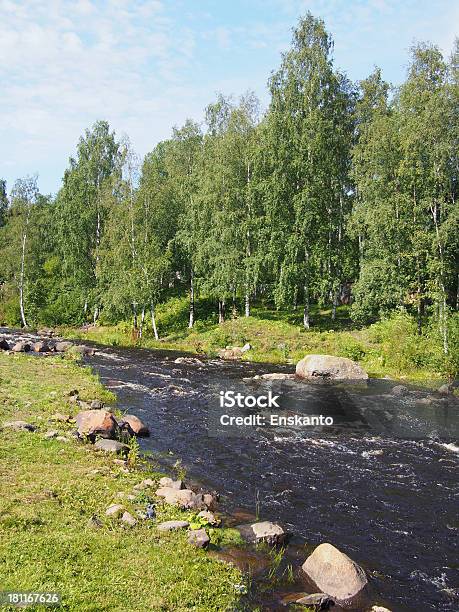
[1, 14, 458, 371]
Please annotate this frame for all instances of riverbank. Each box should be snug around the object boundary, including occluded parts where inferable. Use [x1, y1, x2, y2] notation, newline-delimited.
[0, 352, 244, 611]
[60, 305, 457, 385]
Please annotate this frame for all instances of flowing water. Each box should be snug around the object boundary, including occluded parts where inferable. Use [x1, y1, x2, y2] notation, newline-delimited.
[2, 330, 458, 611]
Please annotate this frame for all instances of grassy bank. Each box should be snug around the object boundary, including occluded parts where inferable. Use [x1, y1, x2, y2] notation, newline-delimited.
[60, 298, 457, 384]
[0, 352, 244, 611]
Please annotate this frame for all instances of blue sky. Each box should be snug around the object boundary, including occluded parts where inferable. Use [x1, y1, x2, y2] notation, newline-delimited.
[1, 0, 458, 195]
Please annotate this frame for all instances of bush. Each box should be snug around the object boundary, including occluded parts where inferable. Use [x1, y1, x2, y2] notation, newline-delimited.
[336, 335, 366, 361]
[0, 297, 22, 327]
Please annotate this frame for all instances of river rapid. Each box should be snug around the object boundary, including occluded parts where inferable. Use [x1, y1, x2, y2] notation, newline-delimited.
[2, 329, 458, 610]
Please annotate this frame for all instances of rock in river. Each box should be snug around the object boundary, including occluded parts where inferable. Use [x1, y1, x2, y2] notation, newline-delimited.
[12, 341, 31, 353]
[236, 521, 286, 546]
[155, 487, 207, 510]
[0, 338, 10, 350]
[119, 414, 150, 436]
[296, 354, 368, 381]
[301, 542, 368, 604]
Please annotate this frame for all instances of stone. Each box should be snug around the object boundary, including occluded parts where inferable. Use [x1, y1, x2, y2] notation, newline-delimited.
[188, 528, 210, 548]
[76, 409, 119, 440]
[301, 543, 368, 603]
[49, 413, 72, 423]
[158, 477, 184, 490]
[254, 373, 295, 381]
[3, 420, 36, 432]
[44, 430, 59, 439]
[33, 340, 50, 352]
[240, 343, 252, 353]
[87, 514, 103, 529]
[55, 436, 69, 442]
[370, 607, 392, 612]
[94, 439, 129, 455]
[157, 520, 190, 532]
[438, 383, 453, 395]
[120, 414, 150, 436]
[0, 338, 10, 350]
[203, 493, 218, 510]
[236, 521, 286, 546]
[121, 511, 137, 527]
[90, 400, 105, 410]
[197, 510, 220, 526]
[105, 504, 124, 518]
[155, 487, 205, 510]
[391, 385, 409, 396]
[296, 354, 368, 381]
[55, 341, 73, 352]
[295, 593, 334, 609]
[174, 357, 204, 365]
[12, 341, 31, 353]
[73, 345, 96, 356]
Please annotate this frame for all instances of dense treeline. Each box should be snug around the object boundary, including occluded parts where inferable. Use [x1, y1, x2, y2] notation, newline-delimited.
[1, 14, 458, 355]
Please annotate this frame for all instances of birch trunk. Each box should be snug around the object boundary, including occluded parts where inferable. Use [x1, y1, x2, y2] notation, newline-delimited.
[19, 230, 27, 328]
[303, 249, 310, 329]
[151, 302, 159, 340]
[188, 269, 195, 328]
[139, 308, 145, 338]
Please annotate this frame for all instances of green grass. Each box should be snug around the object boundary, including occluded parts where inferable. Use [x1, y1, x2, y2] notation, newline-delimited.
[60, 297, 453, 384]
[0, 353, 243, 611]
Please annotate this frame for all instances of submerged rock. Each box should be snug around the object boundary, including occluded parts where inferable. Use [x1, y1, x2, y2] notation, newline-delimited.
[253, 372, 295, 381]
[391, 385, 409, 396]
[295, 593, 334, 609]
[301, 543, 368, 604]
[296, 354, 368, 381]
[0, 338, 10, 350]
[188, 528, 210, 548]
[236, 521, 286, 546]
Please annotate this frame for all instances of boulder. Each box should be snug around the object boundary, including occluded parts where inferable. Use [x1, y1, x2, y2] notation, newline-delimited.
[157, 520, 190, 532]
[3, 420, 36, 432]
[76, 409, 119, 440]
[90, 400, 105, 410]
[12, 341, 31, 353]
[301, 543, 368, 603]
[438, 383, 453, 395]
[240, 343, 252, 353]
[43, 430, 59, 439]
[295, 593, 334, 609]
[174, 357, 204, 365]
[73, 345, 95, 356]
[0, 338, 10, 350]
[33, 340, 50, 352]
[296, 355, 368, 381]
[158, 477, 184, 490]
[203, 492, 218, 510]
[236, 521, 286, 546]
[119, 414, 150, 436]
[370, 607, 392, 612]
[188, 528, 210, 549]
[155, 487, 206, 510]
[105, 504, 124, 518]
[121, 511, 137, 527]
[55, 341, 73, 352]
[94, 439, 129, 455]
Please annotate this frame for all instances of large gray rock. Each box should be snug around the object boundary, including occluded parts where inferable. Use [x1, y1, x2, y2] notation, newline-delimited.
[33, 340, 50, 352]
[295, 593, 334, 609]
[296, 354, 368, 381]
[76, 409, 119, 440]
[158, 477, 184, 490]
[302, 543, 368, 603]
[105, 504, 124, 517]
[94, 439, 129, 455]
[236, 521, 286, 546]
[55, 341, 73, 352]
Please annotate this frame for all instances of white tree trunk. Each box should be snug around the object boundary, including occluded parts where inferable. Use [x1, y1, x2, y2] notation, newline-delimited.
[151, 302, 159, 340]
[245, 292, 250, 317]
[188, 270, 195, 328]
[19, 230, 27, 328]
[139, 308, 145, 338]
